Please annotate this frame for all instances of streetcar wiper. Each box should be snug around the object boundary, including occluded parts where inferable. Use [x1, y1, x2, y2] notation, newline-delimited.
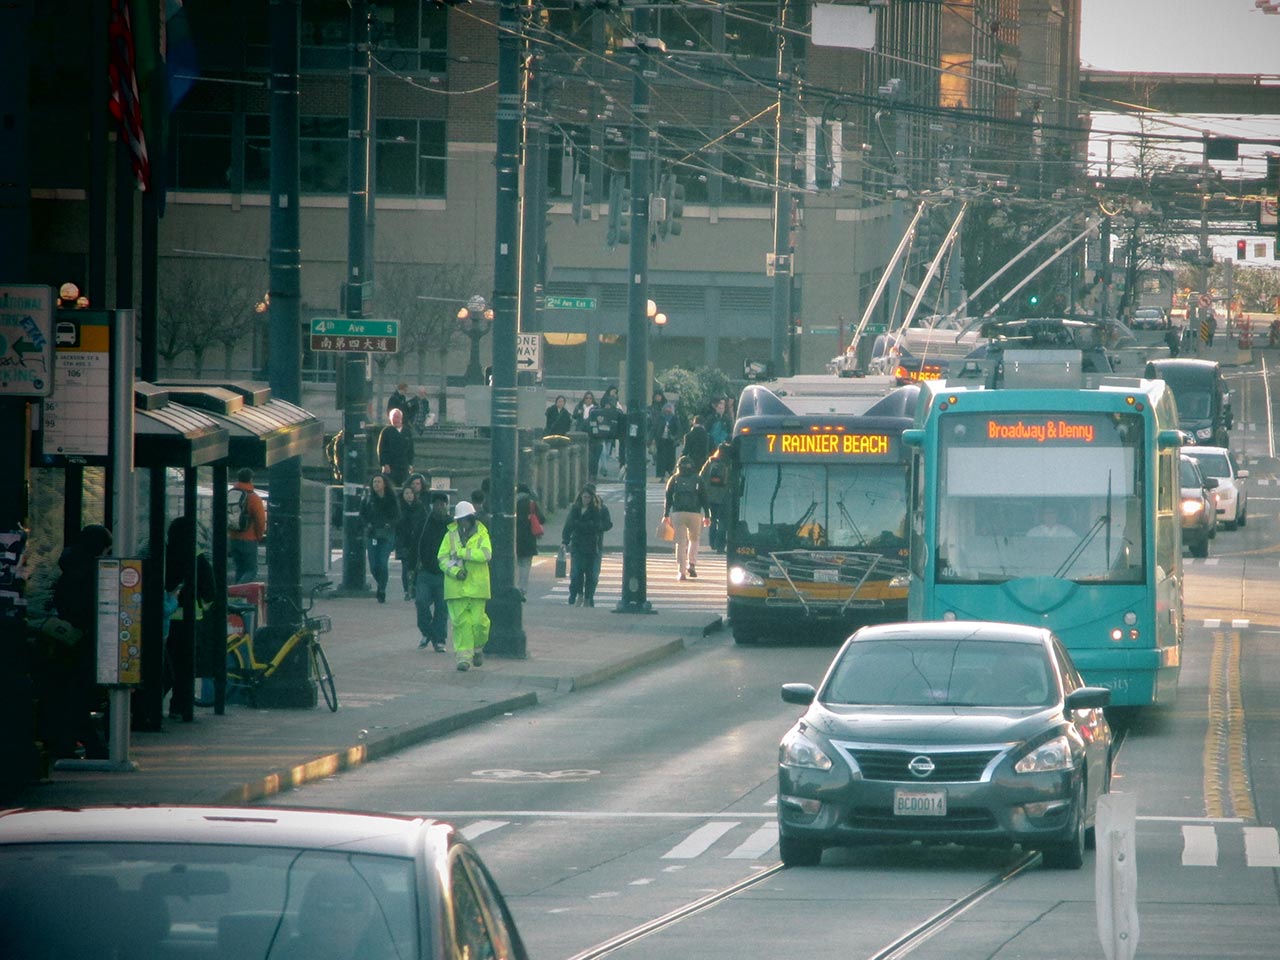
[1056, 472, 1113, 579]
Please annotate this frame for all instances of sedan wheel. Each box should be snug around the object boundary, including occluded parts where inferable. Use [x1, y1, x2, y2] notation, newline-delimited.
[1189, 537, 1209, 559]
[778, 832, 823, 867]
[1041, 782, 1086, 870]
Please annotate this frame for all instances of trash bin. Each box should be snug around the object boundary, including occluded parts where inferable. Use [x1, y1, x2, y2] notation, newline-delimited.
[247, 624, 318, 709]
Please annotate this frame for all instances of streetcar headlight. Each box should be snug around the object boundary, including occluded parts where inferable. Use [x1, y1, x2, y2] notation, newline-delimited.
[1110, 628, 1123, 641]
[942, 610, 957, 621]
[729, 565, 765, 587]
[1014, 735, 1072, 774]
[779, 728, 833, 771]
[1123, 611, 1137, 626]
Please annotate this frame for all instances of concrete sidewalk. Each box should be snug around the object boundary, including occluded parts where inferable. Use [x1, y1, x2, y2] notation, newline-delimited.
[13, 552, 723, 809]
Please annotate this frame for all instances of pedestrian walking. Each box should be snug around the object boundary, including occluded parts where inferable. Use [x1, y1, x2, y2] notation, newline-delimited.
[664, 456, 708, 580]
[515, 483, 545, 600]
[47, 524, 113, 758]
[544, 395, 572, 436]
[571, 390, 597, 432]
[560, 485, 611, 606]
[438, 501, 492, 671]
[227, 467, 267, 584]
[414, 491, 451, 652]
[395, 483, 424, 602]
[651, 399, 682, 479]
[360, 474, 399, 603]
[706, 397, 732, 449]
[699, 442, 733, 552]
[682, 415, 711, 470]
[407, 386, 432, 435]
[164, 516, 215, 722]
[386, 381, 410, 418]
[377, 407, 415, 487]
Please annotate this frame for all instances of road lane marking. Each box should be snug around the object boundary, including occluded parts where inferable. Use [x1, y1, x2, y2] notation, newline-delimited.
[662, 821, 739, 858]
[405, 810, 775, 819]
[1232, 619, 1250, 629]
[1244, 828, 1280, 867]
[460, 820, 509, 840]
[725, 822, 779, 859]
[1181, 824, 1218, 866]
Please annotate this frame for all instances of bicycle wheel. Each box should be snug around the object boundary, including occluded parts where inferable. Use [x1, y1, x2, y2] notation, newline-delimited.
[311, 640, 338, 712]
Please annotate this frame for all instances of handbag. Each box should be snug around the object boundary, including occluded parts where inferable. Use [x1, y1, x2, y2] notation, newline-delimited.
[554, 545, 567, 579]
[655, 516, 675, 542]
[529, 501, 545, 537]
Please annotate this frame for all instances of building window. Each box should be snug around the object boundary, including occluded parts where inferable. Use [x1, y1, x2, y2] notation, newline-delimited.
[172, 112, 234, 190]
[376, 117, 448, 197]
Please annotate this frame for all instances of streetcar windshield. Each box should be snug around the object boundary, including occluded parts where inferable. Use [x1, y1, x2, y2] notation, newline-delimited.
[934, 412, 1146, 584]
[738, 463, 908, 553]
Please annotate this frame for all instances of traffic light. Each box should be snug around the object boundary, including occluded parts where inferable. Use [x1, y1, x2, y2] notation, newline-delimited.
[1237, 239, 1247, 261]
[571, 172, 586, 225]
[668, 180, 685, 236]
[605, 176, 630, 246]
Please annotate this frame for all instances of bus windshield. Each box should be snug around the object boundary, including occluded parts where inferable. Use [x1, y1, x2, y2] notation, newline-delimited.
[934, 411, 1146, 584]
[739, 462, 908, 553]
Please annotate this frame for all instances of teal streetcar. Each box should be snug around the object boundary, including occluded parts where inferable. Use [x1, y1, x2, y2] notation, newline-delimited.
[727, 382, 915, 645]
[903, 370, 1185, 706]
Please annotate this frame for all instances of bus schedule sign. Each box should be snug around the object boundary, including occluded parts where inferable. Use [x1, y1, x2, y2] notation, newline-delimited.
[760, 431, 894, 457]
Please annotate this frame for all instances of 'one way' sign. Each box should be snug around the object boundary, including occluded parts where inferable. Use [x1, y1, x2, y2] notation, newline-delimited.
[516, 333, 542, 372]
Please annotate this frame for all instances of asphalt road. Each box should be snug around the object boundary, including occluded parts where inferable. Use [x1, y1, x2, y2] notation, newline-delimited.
[264, 358, 1280, 960]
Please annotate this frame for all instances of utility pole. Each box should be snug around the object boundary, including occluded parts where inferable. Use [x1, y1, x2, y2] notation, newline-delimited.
[617, 8, 656, 614]
[267, 0, 303, 624]
[487, 0, 525, 655]
[1198, 131, 1212, 347]
[770, 0, 793, 373]
[342, 0, 371, 594]
[1100, 139, 1113, 318]
[519, 53, 547, 338]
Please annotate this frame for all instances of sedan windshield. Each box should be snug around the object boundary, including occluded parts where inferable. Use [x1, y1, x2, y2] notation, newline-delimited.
[824, 638, 1053, 708]
[0, 844, 420, 959]
[1185, 451, 1229, 479]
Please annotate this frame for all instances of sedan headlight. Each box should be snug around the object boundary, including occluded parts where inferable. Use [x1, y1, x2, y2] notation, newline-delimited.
[729, 565, 765, 587]
[779, 728, 833, 770]
[1180, 498, 1203, 517]
[1014, 735, 1072, 774]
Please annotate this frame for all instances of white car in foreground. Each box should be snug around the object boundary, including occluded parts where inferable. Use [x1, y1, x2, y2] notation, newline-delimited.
[1183, 446, 1247, 529]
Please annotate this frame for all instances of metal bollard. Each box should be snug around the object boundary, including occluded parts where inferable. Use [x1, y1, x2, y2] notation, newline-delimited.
[1095, 792, 1139, 960]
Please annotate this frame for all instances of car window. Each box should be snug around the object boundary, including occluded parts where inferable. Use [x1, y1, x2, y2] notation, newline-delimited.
[1179, 458, 1201, 488]
[0, 844, 419, 960]
[824, 638, 1052, 707]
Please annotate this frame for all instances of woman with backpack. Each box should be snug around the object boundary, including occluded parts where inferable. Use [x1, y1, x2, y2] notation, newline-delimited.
[360, 474, 400, 603]
[515, 483, 545, 600]
[664, 456, 709, 580]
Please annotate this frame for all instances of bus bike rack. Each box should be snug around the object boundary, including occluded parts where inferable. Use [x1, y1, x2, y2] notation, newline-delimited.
[762, 550, 903, 616]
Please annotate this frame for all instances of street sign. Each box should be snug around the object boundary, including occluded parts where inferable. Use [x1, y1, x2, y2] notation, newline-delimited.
[0, 284, 54, 396]
[865, 323, 887, 334]
[309, 317, 399, 354]
[1197, 294, 1212, 308]
[40, 311, 112, 463]
[544, 296, 596, 310]
[517, 333, 542, 371]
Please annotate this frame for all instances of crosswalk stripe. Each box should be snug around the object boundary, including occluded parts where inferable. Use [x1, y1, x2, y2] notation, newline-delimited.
[1244, 827, 1280, 867]
[725, 822, 779, 859]
[662, 821, 739, 859]
[1182, 824, 1218, 866]
[460, 820, 509, 840]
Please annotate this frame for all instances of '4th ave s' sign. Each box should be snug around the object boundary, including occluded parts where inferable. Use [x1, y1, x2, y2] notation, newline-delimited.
[310, 318, 399, 354]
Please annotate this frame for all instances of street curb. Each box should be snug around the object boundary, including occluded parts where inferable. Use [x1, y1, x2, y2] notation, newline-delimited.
[216, 692, 539, 805]
[566, 638, 687, 692]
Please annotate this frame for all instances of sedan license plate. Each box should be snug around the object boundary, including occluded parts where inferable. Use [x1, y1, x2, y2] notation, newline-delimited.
[894, 788, 946, 817]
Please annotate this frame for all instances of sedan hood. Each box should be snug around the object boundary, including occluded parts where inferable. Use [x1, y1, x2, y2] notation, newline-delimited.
[810, 704, 1051, 745]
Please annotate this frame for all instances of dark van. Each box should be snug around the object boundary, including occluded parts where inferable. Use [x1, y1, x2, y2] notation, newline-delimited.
[1144, 358, 1231, 446]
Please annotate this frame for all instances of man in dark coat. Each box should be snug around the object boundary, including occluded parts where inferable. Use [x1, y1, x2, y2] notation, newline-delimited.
[377, 407, 415, 486]
[386, 382, 410, 418]
[414, 491, 452, 651]
[682, 415, 711, 470]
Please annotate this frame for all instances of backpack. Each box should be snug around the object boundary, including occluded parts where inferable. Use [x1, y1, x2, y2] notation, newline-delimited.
[228, 490, 251, 534]
[670, 473, 701, 513]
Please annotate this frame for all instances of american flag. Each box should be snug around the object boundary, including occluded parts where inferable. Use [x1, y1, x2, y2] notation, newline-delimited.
[108, 0, 150, 191]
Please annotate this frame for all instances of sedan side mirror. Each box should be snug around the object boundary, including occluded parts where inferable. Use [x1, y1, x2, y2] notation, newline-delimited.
[781, 683, 816, 706]
[1065, 686, 1111, 713]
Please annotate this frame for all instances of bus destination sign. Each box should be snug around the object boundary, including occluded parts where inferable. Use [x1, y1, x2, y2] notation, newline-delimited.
[761, 431, 893, 457]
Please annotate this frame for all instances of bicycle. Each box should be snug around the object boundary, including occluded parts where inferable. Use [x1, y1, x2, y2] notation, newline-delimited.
[201, 580, 338, 712]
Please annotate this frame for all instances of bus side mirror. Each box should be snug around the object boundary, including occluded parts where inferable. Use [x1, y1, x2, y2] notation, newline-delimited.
[902, 429, 923, 448]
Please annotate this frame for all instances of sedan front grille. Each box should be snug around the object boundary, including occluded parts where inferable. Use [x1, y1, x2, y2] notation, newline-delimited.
[849, 748, 1002, 783]
[847, 805, 998, 831]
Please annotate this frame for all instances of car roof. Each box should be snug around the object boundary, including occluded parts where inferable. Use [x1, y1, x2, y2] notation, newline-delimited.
[848, 620, 1051, 646]
[1182, 445, 1229, 457]
[0, 805, 451, 857]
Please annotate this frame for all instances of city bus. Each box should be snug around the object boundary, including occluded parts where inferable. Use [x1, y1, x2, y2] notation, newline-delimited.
[903, 367, 1185, 706]
[726, 380, 915, 645]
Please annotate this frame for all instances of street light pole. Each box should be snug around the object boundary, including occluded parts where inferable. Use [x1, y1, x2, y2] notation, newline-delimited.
[486, 0, 525, 656]
[618, 9, 655, 614]
[458, 299, 493, 385]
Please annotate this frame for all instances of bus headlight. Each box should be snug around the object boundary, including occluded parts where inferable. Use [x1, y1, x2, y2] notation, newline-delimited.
[889, 574, 911, 589]
[729, 565, 765, 587]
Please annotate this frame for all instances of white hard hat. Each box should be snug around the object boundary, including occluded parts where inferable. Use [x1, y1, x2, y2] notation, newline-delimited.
[453, 500, 476, 520]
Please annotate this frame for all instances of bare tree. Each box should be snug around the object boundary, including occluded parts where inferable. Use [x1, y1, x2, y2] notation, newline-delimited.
[376, 261, 484, 421]
[157, 258, 267, 376]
